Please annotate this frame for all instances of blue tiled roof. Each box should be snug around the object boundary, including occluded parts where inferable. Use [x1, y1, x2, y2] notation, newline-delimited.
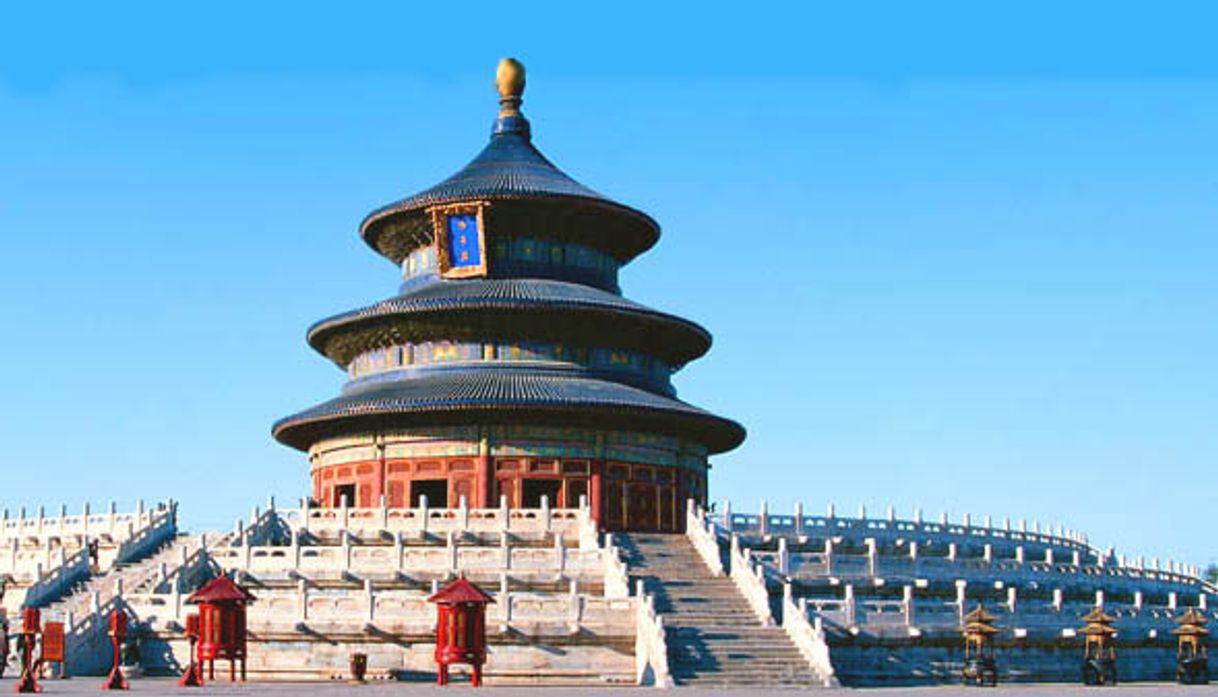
[359, 120, 659, 263]
[272, 367, 745, 453]
[307, 277, 711, 366]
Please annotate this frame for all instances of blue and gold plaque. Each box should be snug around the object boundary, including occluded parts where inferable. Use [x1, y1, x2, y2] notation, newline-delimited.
[430, 202, 490, 278]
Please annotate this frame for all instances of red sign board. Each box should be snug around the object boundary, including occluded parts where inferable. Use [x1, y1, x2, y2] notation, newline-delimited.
[42, 621, 64, 662]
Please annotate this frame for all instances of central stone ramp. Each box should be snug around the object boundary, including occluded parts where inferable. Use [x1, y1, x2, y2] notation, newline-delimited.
[618, 533, 822, 688]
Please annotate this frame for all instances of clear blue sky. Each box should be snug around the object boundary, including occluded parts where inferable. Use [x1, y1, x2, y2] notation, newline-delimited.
[1, 3, 1215, 568]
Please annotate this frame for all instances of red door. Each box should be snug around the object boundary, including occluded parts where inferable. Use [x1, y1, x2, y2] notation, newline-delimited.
[629, 482, 658, 531]
[603, 481, 626, 530]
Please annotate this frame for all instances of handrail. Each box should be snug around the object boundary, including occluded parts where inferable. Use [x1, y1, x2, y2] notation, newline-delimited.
[602, 534, 631, 599]
[21, 548, 90, 608]
[713, 503, 1211, 586]
[634, 580, 673, 688]
[684, 500, 724, 577]
[727, 534, 775, 626]
[781, 582, 839, 687]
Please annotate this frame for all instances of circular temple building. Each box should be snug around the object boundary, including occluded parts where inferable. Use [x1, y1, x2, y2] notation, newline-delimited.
[273, 59, 744, 532]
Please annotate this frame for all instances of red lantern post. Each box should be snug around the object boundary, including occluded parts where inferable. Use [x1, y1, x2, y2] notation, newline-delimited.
[427, 577, 494, 687]
[186, 575, 254, 682]
[101, 609, 128, 690]
[14, 607, 41, 694]
[177, 613, 204, 687]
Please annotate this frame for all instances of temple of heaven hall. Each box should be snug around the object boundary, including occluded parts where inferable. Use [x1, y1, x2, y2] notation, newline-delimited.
[273, 58, 744, 532]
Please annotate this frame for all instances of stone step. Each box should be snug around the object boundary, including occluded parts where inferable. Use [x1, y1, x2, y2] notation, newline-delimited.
[619, 532, 822, 688]
[668, 634, 798, 642]
[672, 667, 816, 676]
[672, 654, 809, 664]
[672, 650, 808, 659]
[673, 670, 812, 677]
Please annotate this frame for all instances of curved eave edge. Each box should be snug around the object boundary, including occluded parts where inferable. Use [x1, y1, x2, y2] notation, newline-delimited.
[304, 302, 713, 366]
[272, 402, 746, 455]
[359, 193, 661, 262]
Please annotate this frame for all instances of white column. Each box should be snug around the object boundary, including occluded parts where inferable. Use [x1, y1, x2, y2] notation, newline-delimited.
[758, 499, 768, 537]
[341, 530, 352, 571]
[955, 580, 967, 622]
[568, 578, 580, 623]
[777, 537, 789, 575]
[365, 578, 375, 621]
[300, 497, 311, 533]
[419, 495, 429, 536]
[298, 579, 308, 620]
[499, 572, 510, 621]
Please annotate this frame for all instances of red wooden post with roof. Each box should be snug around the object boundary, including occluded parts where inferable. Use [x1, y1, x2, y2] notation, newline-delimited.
[177, 613, 204, 687]
[15, 607, 41, 693]
[101, 609, 129, 690]
[428, 577, 494, 686]
[187, 575, 254, 682]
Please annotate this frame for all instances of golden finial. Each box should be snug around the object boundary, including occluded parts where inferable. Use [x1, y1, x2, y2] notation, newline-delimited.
[496, 57, 526, 117]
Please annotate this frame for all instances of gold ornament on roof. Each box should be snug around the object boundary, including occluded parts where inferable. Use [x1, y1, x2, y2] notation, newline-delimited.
[496, 58, 526, 116]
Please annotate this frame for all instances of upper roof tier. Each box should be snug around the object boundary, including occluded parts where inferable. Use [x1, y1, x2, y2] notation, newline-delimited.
[359, 60, 659, 265]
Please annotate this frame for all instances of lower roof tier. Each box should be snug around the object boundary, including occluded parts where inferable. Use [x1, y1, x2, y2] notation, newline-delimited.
[307, 278, 711, 368]
[272, 367, 745, 454]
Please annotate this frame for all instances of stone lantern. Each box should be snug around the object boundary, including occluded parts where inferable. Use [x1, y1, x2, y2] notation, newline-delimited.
[1171, 608, 1209, 685]
[1080, 607, 1118, 686]
[961, 604, 999, 686]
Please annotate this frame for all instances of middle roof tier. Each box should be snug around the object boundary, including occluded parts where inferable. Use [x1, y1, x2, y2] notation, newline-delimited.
[308, 277, 712, 369]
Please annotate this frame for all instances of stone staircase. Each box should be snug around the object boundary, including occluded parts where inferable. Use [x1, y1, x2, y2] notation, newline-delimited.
[618, 533, 823, 688]
[43, 534, 203, 621]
